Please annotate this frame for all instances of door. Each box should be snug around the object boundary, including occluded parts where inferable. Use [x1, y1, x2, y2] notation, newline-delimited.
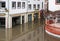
[34, 13, 38, 21]
[28, 14, 32, 22]
[22, 16, 24, 24]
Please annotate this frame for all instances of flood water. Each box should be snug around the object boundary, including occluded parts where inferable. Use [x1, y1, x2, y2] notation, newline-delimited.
[0, 19, 60, 41]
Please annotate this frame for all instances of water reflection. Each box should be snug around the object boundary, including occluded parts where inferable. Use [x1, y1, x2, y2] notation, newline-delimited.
[0, 20, 43, 41]
[1, 19, 60, 41]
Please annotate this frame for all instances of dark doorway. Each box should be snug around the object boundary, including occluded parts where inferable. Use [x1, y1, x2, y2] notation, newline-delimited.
[28, 14, 32, 22]
[22, 16, 24, 24]
[0, 17, 5, 27]
[12, 16, 20, 26]
[34, 13, 38, 21]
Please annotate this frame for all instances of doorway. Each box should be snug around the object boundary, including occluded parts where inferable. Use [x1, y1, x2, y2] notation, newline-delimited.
[22, 16, 24, 24]
[0, 17, 5, 27]
[12, 16, 20, 26]
[34, 13, 38, 21]
[28, 14, 32, 22]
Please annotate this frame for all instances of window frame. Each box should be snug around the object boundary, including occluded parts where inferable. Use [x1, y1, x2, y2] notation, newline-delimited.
[33, 4, 36, 9]
[0, 1, 6, 8]
[28, 4, 31, 10]
[12, 1, 16, 9]
[37, 4, 40, 9]
[22, 2, 25, 9]
[17, 2, 21, 9]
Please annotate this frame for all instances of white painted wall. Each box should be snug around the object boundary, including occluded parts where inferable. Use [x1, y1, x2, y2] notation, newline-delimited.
[28, 0, 42, 12]
[49, 0, 60, 12]
[0, 0, 42, 14]
[9, 0, 27, 14]
[0, 0, 8, 14]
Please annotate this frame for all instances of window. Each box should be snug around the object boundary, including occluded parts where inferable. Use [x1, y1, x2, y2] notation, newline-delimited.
[22, 2, 25, 9]
[28, 4, 31, 10]
[37, 4, 40, 9]
[12, 2, 16, 9]
[56, 0, 60, 3]
[17, 2, 21, 8]
[33, 4, 36, 9]
[0, 2, 6, 8]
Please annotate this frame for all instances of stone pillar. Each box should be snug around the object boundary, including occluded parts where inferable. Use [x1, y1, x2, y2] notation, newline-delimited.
[5, 15, 8, 28]
[20, 16, 22, 24]
[9, 16, 12, 28]
[19, 16, 21, 24]
[5, 15, 12, 28]
[38, 11, 40, 19]
[32, 13, 34, 21]
[24, 14, 28, 23]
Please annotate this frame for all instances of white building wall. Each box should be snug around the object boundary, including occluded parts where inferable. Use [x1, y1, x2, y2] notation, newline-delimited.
[0, 0, 8, 9]
[0, 0, 42, 14]
[49, 0, 60, 12]
[0, 0, 8, 14]
[9, 0, 27, 14]
[27, 0, 42, 12]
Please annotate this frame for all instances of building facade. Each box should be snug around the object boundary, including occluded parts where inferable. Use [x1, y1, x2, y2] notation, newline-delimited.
[0, 0, 44, 28]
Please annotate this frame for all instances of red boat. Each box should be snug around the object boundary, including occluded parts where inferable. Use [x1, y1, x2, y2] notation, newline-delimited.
[45, 15, 60, 38]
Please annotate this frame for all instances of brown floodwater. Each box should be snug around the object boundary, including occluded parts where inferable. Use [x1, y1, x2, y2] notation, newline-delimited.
[0, 20, 60, 41]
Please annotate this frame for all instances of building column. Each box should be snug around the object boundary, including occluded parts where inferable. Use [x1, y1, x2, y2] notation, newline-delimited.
[5, 15, 12, 28]
[24, 14, 28, 23]
[5, 15, 8, 28]
[9, 16, 12, 28]
[32, 13, 34, 21]
[19, 16, 21, 24]
[38, 11, 40, 19]
[20, 16, 22, 24]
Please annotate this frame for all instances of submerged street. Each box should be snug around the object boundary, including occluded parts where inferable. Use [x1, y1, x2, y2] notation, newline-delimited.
[0, 19, 60, 41]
